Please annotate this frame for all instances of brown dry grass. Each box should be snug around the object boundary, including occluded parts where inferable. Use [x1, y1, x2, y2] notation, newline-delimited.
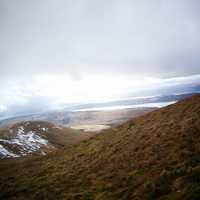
[0, 95, 200, 199]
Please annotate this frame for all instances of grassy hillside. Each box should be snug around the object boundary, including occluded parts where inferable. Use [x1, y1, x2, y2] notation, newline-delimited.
[0, 95, 200, 199]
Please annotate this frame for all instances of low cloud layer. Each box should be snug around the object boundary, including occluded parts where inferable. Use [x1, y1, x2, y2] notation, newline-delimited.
[0, 74, 200, 119]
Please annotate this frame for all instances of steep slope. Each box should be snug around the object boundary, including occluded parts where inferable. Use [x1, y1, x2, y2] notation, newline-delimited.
[0, 95, 200, 199]
[0, 121, 92, 158]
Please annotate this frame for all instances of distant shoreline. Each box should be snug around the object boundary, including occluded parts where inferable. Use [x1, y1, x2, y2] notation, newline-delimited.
[73, 101, 177, 112]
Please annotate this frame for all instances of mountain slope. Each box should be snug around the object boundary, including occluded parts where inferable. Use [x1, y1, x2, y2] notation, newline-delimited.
[0, 95, 200, 199]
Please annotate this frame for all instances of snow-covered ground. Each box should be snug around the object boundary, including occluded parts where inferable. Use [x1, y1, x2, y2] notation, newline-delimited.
[0, 126, 49, 158]
[0, 144, 19, 158]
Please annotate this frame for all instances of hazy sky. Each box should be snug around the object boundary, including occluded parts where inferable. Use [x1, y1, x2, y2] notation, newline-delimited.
[0, 0, 200, 117]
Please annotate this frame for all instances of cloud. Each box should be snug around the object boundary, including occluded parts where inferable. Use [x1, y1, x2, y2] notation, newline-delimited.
[0, 0, 200, 118]
[0, 0, 200, 80]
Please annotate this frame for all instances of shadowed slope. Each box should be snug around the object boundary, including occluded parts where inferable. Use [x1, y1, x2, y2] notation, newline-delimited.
[0, 95, 200, 199]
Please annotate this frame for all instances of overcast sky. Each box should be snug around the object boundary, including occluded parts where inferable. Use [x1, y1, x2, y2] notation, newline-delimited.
[0, 0, 200, 117]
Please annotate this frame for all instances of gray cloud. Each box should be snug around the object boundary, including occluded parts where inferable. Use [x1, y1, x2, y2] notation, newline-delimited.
[1, 0, 200, 79]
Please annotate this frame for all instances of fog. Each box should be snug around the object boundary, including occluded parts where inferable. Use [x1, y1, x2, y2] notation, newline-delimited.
[0, 0, 200, 118]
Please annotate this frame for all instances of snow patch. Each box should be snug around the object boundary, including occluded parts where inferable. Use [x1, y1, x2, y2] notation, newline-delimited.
[41, 151, 46, 155]
[0, 144, 19, 158]
[41, 127, 48, 131]
[0, 126, 49, 157]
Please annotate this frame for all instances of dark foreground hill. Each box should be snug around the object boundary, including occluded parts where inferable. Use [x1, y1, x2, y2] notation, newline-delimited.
[0, 95, 200, 199]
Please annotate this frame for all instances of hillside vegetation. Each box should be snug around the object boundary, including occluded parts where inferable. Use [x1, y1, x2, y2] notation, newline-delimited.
[0, 95, 200, 199]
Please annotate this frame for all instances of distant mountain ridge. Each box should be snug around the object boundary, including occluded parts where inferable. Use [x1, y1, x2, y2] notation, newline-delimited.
[66, 92, 199, 111]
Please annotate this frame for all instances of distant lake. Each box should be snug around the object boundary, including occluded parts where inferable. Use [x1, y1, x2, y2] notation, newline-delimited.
[74, 101, 177, 112]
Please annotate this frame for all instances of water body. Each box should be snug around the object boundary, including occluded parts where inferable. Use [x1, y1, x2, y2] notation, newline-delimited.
[74, 101, 177, 112]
